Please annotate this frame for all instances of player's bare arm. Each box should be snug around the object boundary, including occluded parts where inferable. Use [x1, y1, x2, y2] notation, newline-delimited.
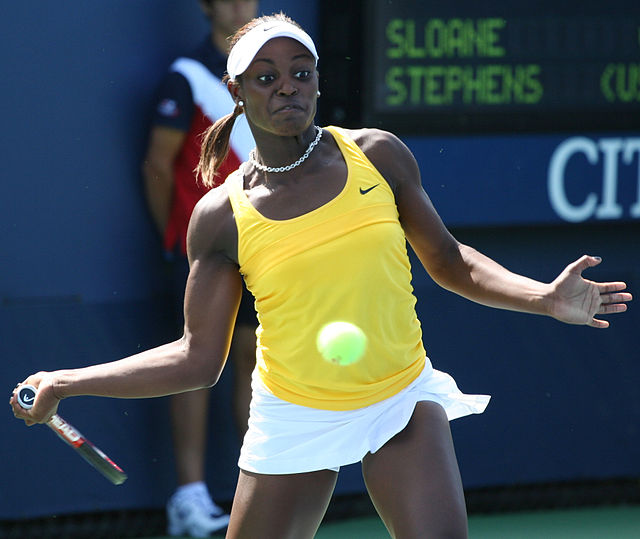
[353, 127, 464, 286]
[10, 186, 243, 426]
[182, 183, 244, 381]
[358, 129, 632, 326]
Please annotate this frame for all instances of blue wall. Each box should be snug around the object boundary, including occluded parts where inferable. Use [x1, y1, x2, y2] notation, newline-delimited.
[1, 0, 638, 520]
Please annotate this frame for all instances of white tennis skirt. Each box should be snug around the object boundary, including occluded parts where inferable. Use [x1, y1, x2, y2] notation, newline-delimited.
[238, 359, 490, 475]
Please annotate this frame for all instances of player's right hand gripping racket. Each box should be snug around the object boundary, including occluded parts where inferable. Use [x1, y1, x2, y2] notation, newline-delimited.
[17, 384, 127, 485]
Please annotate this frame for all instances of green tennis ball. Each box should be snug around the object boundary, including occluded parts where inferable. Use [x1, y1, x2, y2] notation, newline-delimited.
[317, 321, 367, 366]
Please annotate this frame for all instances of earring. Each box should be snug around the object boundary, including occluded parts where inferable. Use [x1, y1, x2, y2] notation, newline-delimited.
[316, 91, 321, 97]
[238, 100, 244, 107]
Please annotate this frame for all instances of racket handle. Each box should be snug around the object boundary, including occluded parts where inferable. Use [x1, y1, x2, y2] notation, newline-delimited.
[16, 384, 128, 485]
[16, 384, 38, 410]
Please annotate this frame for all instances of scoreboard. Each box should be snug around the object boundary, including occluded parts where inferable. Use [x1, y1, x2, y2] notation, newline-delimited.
[320, 1, 640, 133]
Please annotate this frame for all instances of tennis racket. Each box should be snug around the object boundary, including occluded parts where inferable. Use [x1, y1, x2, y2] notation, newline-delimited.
[17, 384, 127, 485]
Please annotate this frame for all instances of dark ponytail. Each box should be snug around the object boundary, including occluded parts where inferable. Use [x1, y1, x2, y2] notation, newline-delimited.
[197, 100, 244, 188]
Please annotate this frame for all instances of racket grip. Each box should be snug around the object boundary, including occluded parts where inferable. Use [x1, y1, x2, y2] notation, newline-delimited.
[16, 384, 38, 410]
[16, 384, 71, 433]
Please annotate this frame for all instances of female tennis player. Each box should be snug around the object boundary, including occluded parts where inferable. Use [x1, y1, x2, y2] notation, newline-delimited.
[11, 13, 631, 539]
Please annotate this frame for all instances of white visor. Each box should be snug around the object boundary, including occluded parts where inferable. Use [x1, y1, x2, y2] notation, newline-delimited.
[227, 20, 319, 81]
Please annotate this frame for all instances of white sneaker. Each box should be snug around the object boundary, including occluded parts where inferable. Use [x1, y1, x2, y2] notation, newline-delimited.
[167, 482, 230, 537]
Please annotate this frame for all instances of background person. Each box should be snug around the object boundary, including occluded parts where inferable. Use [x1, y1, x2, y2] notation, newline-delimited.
[142, 0, 258, 536]
[13, 13, 631, 539]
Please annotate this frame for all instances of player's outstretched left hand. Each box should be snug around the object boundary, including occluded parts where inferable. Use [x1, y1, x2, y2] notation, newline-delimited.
[548, 255, 632, 328]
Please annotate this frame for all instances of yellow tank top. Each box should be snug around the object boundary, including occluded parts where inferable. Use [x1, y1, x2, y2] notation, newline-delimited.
[226, 126, 426, 410]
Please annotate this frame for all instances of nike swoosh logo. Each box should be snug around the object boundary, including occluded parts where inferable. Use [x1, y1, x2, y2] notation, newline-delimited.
[21, 394, 35, 403]
[359, 184, 380, 195]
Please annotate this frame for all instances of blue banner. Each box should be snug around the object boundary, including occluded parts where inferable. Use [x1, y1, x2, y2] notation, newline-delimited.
[405, 132, 640, 226]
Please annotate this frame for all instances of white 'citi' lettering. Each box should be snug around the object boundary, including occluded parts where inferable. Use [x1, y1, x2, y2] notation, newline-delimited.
[547, 137, 640, 222]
